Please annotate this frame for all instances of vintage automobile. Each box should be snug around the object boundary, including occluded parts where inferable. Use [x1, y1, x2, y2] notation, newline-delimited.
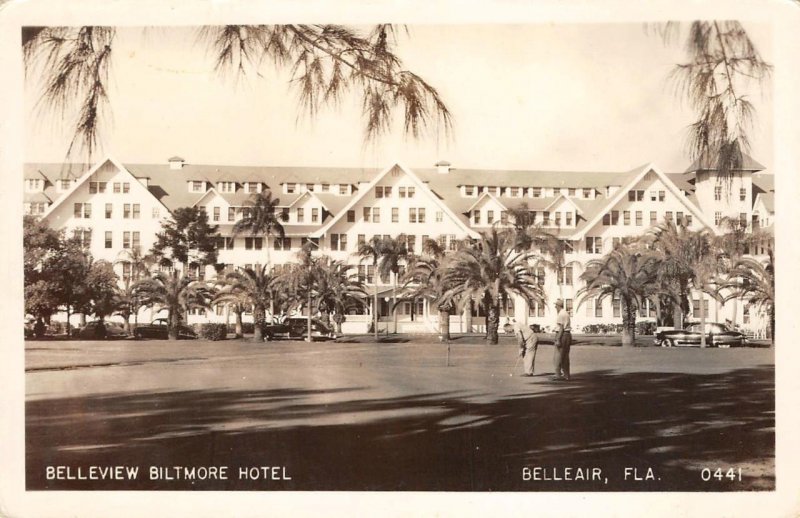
[76, 321, 130, 340]
[262, 316, 334, 341]
[655, 322, 747, 348]
[133, 318, 197, 340]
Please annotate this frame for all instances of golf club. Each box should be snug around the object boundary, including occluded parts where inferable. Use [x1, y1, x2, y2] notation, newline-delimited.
[510, 354, 522, 376]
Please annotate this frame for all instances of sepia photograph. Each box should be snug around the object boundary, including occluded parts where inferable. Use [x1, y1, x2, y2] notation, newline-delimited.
[2, 0, 800, 516]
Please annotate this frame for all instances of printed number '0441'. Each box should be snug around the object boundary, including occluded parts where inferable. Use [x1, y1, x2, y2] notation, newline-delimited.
[701, 468, 742, 481]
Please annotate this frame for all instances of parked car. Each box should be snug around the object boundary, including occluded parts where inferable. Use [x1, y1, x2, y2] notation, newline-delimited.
[133, 318, 197, 340]
[262, 316, 334, 341]
[76, 321, 129, 340]
[655, 322, 746, 348]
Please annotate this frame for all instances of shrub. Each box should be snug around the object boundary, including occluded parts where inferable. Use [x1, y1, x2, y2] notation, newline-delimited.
[200, 323, 228, 341]
[635, 321, 657, 335]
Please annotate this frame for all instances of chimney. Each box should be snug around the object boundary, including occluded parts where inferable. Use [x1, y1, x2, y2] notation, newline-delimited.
[168, 156, 186, 170]
[435, 160, 452, 175]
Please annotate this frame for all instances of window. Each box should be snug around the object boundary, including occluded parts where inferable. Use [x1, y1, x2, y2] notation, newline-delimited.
[558, 267, 573, 286]
[739, 212, 748, 226]
[473, 210, 481, 224]
[216, 237, 234, 250]
[714, 186, 722, 201]
[311, 208, 319, 223]
[113, 182, 121, 193]
[650, 211, 657, 225]
[72, 229, 91, 247]
[398, 186, 406, 198]
[392, 207, 399, 223]
[123, 231, 130, 249]
[509, 187, 519, 197]
[373, 208, 381, 223]
[623, 211, 630, 225]
[228, 207, 235, 222]
[554, 212, 561, 227]
[501, 211, 509, 224]
[330, 234, 347, 251]
[650, 190, 657, 201]
[739, 188, 747, 202]
[535, 267, 545, 286]
[306, 183, 314, 192]
[583, 188, 592, 198]
[375, 186, 391, 198]
[627, 190, 644, 202]
[123, 204, 131, 218]
[628, 191, 635, 202]
[61, 179, 72, 191]
[586, 237, 602, 254]
[105, 231, 112, 249]
[339, 184, 348, 195]
[448, 235, 458, 251]
[358, 234, 366, 246]
[595, 298, 603, 317]
[532, 187, 542, 197]
[286, 183, 296, 194]
[105, 203, 112, 219]
[487, 210, 494, 224]
[274, 237, 291, 250]
[743, 304, 750, 324]
[665, 211, 672, 222]
[714, 212, 722, 225]
[436, 211, 443, 223]
[568, 188, 576, 197]
[132, 232, 140, 250]
[602, 213, 611, 225]
[218, 181, 236, 193]
[612, 297, 621, 318]
[73, 203, 91, 218]
[676, 211, 684, 224]
[406, 235, 416, 253]
[686, 214, 693, 226]
[245, 237, 263, 250]
[565, 299, 573, 317]
[692, 298, 710, 318]
[364, 207, 372, 222]
[297, 208, 304, 223]
[586, 298, 594, 317]
[191, 181, 204, 192]
[321, 183, 329, 193]
[612, 237, 621, 249]
[464, 185, 475, 196]
[213, 207, 220, 221]
[529, 301, 545, 318]
[246, 182, 260, 193]
[152, 207, 160, 218]
[658, 191, 665, 202]
[409, 208, 425, 223]
[407, 186, 415, 198]
[565, 212, 573, 226]
[122, 262, 132, 280]
[89, 181, 107, 194]
[635, 211, 642, 226]
[611, 211, 620, 225]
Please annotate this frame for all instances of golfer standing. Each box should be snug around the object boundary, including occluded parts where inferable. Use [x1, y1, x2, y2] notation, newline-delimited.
[553, 299, 572, 381]
[515, 320, 538, 377]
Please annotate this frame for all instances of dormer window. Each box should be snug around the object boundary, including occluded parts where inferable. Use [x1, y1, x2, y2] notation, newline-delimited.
[245, 182, 260, 194]
[509, 187, 519, 197]
[464, 185, 475, 196]
[583, 188, 592, 199]
[568, 188, 576, 197]
[531, 187, 542, 198]
[218, 181, 236, 193]
[58, 179, 73, 191]
[321, 183, 330, 192]
[286, 183, 296, 194]
[306, 183, 315, 192]
[190, 181, 205, 193]
[25, 178, 43, 192]
[339, 184, 348, 195]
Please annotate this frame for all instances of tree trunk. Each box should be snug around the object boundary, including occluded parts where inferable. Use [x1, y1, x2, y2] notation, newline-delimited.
[234, 310, 243, 339]
[487, 304, 500, 345]
[123, 315, 131, 334]
[438, 308, 450, 341]
[621, 298, 635, 347]
[769, 304, 775, 345]
[80, 312, 87, 326]
[392, 276, 398, 334]
[254, 304, 264, 342]
[65, 307, 72, 337]
[464, 300, 473, 333]
[168, 310, 178, 340]
[700, 297, 707, 348]
[307, 290, 313, 343]
[373, 282, 378, 340]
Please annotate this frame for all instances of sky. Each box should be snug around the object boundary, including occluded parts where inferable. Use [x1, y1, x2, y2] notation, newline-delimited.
[24, 23, 773, 174]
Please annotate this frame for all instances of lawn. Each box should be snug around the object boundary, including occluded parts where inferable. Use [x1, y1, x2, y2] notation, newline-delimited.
[25, 337, 775, 491]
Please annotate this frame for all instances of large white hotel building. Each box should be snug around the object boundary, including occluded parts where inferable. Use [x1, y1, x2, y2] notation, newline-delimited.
[24, 155, 774, 335]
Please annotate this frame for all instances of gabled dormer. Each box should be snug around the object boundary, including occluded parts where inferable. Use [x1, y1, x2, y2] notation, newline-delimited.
[187, 180, 207, 193]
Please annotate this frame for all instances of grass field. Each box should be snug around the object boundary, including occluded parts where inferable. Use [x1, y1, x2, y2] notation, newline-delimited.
[25, 336, 775, 491]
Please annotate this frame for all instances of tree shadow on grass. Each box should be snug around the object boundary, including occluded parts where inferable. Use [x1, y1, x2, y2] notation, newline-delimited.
[26, 366, 774, 491]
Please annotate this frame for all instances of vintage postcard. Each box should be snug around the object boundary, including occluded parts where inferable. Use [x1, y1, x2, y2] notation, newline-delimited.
[1, 0, 798, 516]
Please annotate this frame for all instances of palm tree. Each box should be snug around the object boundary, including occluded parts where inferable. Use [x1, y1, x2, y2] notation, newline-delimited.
[233, 190, 285, 315]
[647, 219, 716, 329]
[376, 235, 411, 334]
[314, 259, 367, 336]
[578, 246, 659, 347]
[719, 248, 774, 344]
[274, 243, 322, 342]
[216, 265, 275, 341]
[114, 247, 155, 326]
[442, 228, 545, 345]
[400, 249, 453, 340]
[356, 236, 384, 339]
[133, 270, 214, 340]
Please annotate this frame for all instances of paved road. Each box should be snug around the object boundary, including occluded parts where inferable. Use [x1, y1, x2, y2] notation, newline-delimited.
[26, 339, 775, 491]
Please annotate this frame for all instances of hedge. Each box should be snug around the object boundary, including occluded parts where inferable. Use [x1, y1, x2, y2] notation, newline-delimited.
[200, 323, 228, 341]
